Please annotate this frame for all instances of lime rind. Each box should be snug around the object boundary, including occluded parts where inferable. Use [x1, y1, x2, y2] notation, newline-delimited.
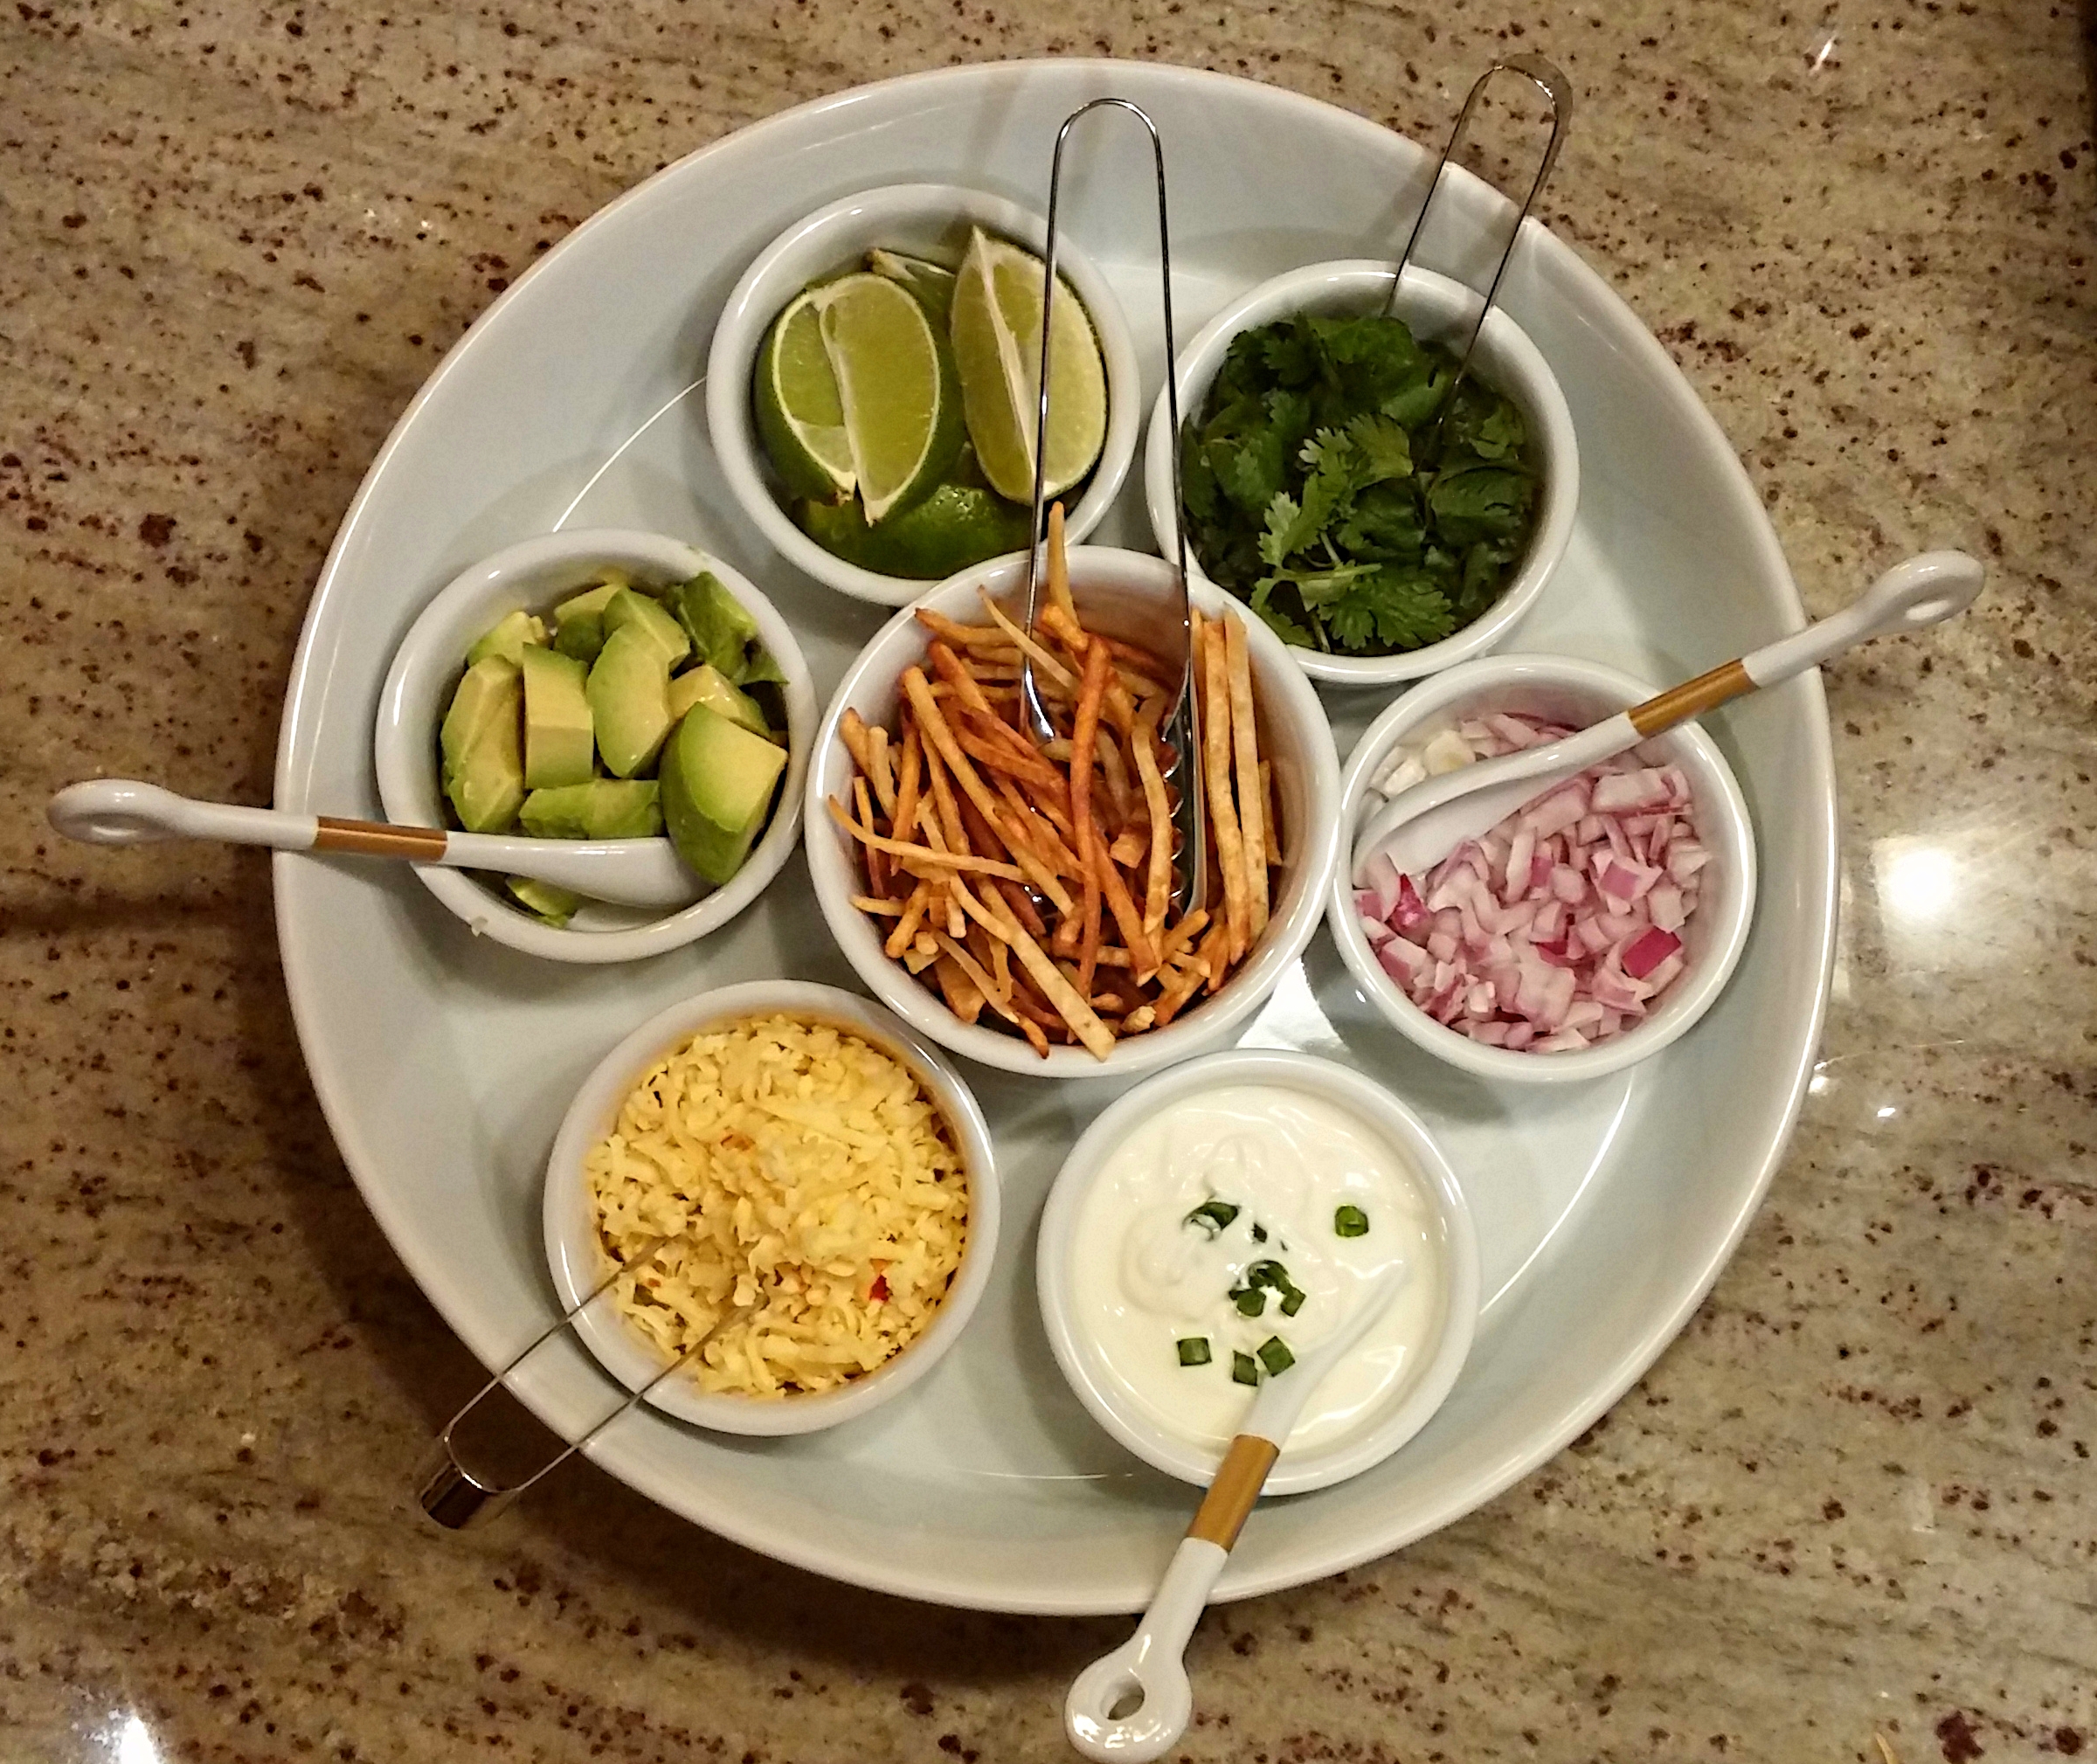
[754, 289, 856, 502]
[813, 272, 961, 526]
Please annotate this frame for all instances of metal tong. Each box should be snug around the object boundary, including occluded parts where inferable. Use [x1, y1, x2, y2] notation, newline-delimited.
[416, 1237, 696, 1528]
[1385, 54, 1573, 430]
[1018, 97, 1205, 913]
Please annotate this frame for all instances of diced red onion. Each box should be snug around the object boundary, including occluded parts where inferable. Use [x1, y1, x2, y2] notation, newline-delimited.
[1354, 714, 1714, 1053]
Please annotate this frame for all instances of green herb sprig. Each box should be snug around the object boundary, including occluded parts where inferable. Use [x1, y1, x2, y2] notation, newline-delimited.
[1180, 312, 1539, 658]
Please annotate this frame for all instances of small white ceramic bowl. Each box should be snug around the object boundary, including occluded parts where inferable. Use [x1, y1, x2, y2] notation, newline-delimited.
[543, 979, 999, 1436]
[806, 546, 1344, 1080]
[1144, 260, 1579, 688]
[1036, 1048, 1479, 1494]
[1327, 653, 1759, 1083]
[375, 528, 815, 965]
[707, 182, 1142, 608]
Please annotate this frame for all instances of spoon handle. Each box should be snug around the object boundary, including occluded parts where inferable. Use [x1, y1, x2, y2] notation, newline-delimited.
[1627, 550, 1983, 738]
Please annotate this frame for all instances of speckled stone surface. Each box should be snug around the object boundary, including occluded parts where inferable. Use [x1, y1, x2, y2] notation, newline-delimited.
[3, 3, 2094, 1761]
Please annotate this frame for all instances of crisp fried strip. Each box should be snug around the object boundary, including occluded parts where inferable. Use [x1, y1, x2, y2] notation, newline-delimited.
[840, 708, 876, 781]
[827, 799, 1024, 879]
[892, 722, 924, 861]
[903, 939, 939, 973]
[1194, 919, 1235, 992]
[868, 725, 896, 819]
[984, 889, 1117, 1058]
[1069, 636, 1111, 989]
[1151, 957, 1209, 1027]
[1200, 608, 1249, 963]
[1261, 758, 1281, 873]
[933, 953, 985, 1026]
[1045, 502, 1077, 623]
[1156, 906, 1211, 965]
[928, 640, 1004, 723]
[913, 606, 1015, 652]
[1109, 826, 1147, 868]
[851, 895, 907, 916]
[1035, 604, 1140, 732]
[883, 879, 932, 958]
[1088, 820, 1159, 979]
[995, 877, 1049, 940]
[956, 725, 1069, 800]
[937, 931, 1018, 1022]
[1224, 610, 1269, 940]
[1124, 1003, 1158, 1033]
[1096, 728, 1133, 830]
[1132, 709, 1174, 937]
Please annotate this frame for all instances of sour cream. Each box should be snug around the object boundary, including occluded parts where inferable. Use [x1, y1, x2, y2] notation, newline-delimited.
[1066, 1083, 1445, 1456]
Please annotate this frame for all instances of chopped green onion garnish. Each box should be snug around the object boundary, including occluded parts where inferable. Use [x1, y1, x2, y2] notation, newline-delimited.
[1231, 1351, 1261, 1387]
[1186, 1200, 1241, 1234]
[1245, 1259, 1288, 1290]
[1233, 1287, 1267, 1318]
[1256, 1337, 1296, 1375]
[1334, 1204, 1370, 1238]
[1251, 1223, 1268, 1243]
[1176, 1336, 1212, 1367]
[1280, 1289, 1306, 1318]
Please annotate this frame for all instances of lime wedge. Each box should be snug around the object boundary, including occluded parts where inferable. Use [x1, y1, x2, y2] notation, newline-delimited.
[868, 248, 958, 329]
[754, 288, 857, 502]
[949, 227, 1107, 505]
[813, 272, 962, 525]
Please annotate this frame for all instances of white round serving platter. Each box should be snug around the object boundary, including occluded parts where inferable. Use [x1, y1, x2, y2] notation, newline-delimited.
[273, 59, 1835, 1617]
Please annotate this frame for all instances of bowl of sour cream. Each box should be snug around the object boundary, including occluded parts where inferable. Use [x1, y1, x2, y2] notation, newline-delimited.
[1036, 1048, 1479, 1495]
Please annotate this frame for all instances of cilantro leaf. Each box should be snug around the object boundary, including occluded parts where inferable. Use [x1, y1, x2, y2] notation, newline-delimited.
[1346, 412, 1414, 485]
[1426, 464, 1533, 549]
[1248, 579, 1318, 647]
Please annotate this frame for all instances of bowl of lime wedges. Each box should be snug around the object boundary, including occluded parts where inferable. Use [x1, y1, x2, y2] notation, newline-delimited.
[706, 183, 1141, 607]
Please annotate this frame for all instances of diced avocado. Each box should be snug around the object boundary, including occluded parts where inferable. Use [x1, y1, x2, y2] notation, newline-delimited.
[659, 702, 788, 885]
[466, 608, 549, 668]
[603, 587, 691, 666]
[738, 641, 787, 688]
[519, 779, 663, 840]
[585, 624, 673, 778]
[668, 662, 773, 741]
[666, 572, 763, 681]
[551, 582, 622, 665]
[439, 656, 525, 833]
[505, 875, 583, 925]
[519, 644, 596, 789]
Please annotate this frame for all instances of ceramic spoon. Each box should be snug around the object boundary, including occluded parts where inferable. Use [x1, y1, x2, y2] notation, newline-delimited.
[1349, 550, 1984, 884]
[45, 778, 702, 910]
[1065, 1260, 1411, 1764]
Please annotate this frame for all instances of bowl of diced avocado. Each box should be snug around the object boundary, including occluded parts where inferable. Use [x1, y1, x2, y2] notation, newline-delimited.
[706, 183, 1142, 607]
[375, 528, 815, 963]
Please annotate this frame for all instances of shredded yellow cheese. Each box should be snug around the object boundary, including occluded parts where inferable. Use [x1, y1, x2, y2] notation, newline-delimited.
[585, 1013, 968, 1396]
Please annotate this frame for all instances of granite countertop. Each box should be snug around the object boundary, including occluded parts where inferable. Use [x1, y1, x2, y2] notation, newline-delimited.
[4, 3, 2092, 1760]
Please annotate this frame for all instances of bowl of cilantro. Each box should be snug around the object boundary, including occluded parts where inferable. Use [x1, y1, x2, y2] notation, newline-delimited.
[1143, 261, 1577, 688]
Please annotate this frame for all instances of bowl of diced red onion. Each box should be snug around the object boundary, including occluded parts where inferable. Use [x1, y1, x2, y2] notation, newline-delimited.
[1327, 653, 1757, 1083]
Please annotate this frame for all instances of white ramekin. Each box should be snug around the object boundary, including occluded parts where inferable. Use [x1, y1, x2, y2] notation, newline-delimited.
[1035, 1047, 1480, 1494]
[1144, 260, 1579, 688]
[374, 528, 815, 964]
[706, 182, 1141, 608]
[1326, 652, 1758, 1083]
[542, 979, 999, 1435]
[805, 546, 1343, 1079]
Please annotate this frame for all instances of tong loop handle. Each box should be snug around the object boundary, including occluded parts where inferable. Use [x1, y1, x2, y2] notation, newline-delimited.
[1385, 55, 1574, 403]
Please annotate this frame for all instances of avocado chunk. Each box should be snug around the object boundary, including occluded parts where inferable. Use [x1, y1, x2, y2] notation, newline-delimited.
[666, 572, 765, 681]
[659, 702, 788, 885]
[505, 875, 583, 925]
[551, 581, 622, 665]
[519, 645, 596, 789]
[668, 662, 773, 741]
[439, 656, 526, 833]
[519, 779, 663, 840]
[603, 587, 691, 667]
[585, 624, 673, 778]
[466, 608, 549, 668]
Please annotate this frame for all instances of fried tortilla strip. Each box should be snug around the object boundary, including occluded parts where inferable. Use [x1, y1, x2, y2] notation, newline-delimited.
[933, 952, 986, 1026]
[1068, 635, 1111, 987]
[1199, 608, 1249, 963]
[883, 879, 933, 958]
[1132, 708, 1174, 937]
[892, 721, 924, 862]
[1109, 826, 1147, 869]
[1095, 728, 1133, 830]
[868, 724, 896, 818]
[826, 798, 1024, 880]
[1045, 501, 1078, 624]
[840, 708, 877, 781]
[1223, 609, 1268, 940]
[913, 606, 1014, 652]
[1156, 906, 1210, 965]
[995, 876, 1049, 940]
[1087, 820, 1159, 979]
[935, 932, 1020, 1027]
[851, 894, 908, 916]
[985, 889, 1117, 1058]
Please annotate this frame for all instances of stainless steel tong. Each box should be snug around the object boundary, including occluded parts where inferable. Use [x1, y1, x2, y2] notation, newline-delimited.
[1018, 97, 1205, 914]
[1385, 54, 1574, 425]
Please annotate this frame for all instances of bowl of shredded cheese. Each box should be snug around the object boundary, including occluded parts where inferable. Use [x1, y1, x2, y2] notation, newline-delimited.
[543, 980, 997, 1435]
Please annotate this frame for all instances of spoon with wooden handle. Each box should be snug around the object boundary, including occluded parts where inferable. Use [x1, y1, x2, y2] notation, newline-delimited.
[1349, 550, 1984, 884]
[1064, 1260, 1411, 1763]
[45, 778, 702, 910]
